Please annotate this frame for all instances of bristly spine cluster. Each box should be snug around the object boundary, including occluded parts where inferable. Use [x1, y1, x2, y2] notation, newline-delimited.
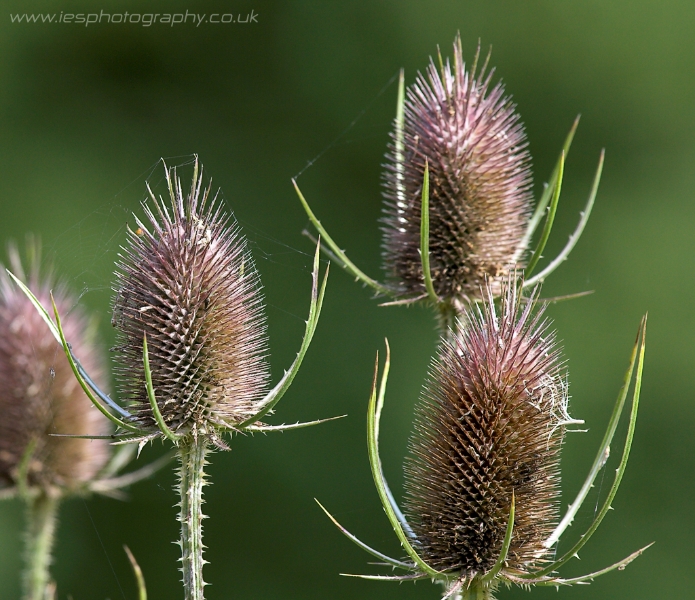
[112, 162, 270, 445]
[404, 282, 566, 576]
[381, 35, 533, 307]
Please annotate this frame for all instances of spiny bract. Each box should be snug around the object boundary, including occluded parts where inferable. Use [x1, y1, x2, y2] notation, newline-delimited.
[0, 242, 110, 492]
[404, 282, 569, 577]
[382, 36, 533, 307]
[112, 162, 270, 441]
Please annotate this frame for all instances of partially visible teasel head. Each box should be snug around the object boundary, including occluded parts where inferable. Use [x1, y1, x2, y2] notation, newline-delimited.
[382, 36, 533, 308]
[404, 281, 567, 577]
[0, 241, 110, 494]
[111, 161, 270, 442]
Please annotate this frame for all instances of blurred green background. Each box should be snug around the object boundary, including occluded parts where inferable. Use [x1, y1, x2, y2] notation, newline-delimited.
[0, 1, 693, 598]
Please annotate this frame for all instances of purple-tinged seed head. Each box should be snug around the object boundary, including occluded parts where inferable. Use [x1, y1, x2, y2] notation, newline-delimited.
[0, 240, 110, 493]
[111, 161, 270, 440]
[382, 35, 533, 308]
[404, 280, 568, 577]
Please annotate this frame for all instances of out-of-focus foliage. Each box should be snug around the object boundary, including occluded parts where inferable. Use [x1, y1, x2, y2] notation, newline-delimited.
[0, 2, 693, 599]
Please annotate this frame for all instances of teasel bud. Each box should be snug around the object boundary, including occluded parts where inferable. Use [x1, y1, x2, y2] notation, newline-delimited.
[403, 281, 566, 576]
[382, 36, 533, 308]
[111, 162, 270, 443]
[0, 241, 110, 494]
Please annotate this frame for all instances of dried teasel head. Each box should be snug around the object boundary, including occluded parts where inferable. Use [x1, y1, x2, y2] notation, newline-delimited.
[111, 161, 270, 443]
[0, 241, 110, 494]
[403, 280, 569, 577]
[382, 36, 533, 308]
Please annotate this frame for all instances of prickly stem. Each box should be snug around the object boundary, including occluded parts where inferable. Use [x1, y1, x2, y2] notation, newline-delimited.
[177, 438, 209, 600]
[459, 583, 493, 600]
[22, 492, 59, 600]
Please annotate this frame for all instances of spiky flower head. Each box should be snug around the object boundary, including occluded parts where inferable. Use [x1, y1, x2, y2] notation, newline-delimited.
[0, 241, 110, 493]
[404, 281, 568, 578]
[112, 161, 270, 443]
[382, 36, 533, 308]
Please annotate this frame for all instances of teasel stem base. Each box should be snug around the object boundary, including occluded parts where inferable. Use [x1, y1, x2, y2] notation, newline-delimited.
[460, 587, 492, 600]
[177, 437, 209, 600]
[437, 304, 458, 341]
[22, 491, 59, 600]
[444, 580, 494, 600]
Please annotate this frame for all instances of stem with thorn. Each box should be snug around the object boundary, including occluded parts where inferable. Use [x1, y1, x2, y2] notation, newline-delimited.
[456, 582, 493, 600]
[177, 438, 209, 600]
[22, 491, 59, 600]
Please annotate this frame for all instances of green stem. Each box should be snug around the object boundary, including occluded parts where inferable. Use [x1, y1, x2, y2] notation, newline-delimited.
[22, 492, 59, 600]
[440, 578, 495, 600]
[437, 304, 458, 343]
[459, 583, 492, 600]
[178, 438, 209, 600]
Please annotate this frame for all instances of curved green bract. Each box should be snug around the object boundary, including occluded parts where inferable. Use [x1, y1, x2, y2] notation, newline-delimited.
[50, 294, 142, 432]
[525, 152, 564, 277]
[482, 493, 515, 583]
[420, 162, 439, 305]
[239, 239, 329, 428]
[367, 342, 445, 579]
[5, 270, 61, 342]
[315, 499, 412, 570]
[524, 150, 604, 288]
[6, 270, 137, 426]
[521, 116, 580, 250]
[143, 334, 181, 442]
[124, 545, 147, 600]
[373, 339, 415, 538]
[521, 315, 647, 580]
[545, 300, 639, 548]
[533, 543, 653, 587]
[293, 181, 390, 295]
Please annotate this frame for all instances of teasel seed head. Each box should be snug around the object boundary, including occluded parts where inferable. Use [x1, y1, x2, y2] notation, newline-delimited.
[382, 36, 533, 308]
[111, 160, 270, 441]
[403, 280, 569, 577]
[0, 240, 110, 493]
